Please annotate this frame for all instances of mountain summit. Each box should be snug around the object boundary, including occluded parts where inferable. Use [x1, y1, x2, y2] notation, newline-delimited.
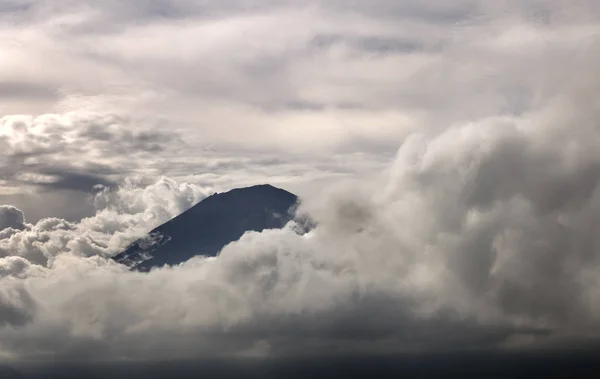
[113, 184, 299, 271]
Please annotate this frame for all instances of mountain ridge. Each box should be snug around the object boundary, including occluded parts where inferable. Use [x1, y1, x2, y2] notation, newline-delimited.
[113, 184, 299, 271]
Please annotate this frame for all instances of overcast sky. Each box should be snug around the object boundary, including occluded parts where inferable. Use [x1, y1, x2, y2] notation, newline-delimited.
[1, 0, 600, 364]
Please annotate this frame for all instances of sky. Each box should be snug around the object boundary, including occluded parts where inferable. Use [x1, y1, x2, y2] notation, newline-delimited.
[1, 0, 600, 364]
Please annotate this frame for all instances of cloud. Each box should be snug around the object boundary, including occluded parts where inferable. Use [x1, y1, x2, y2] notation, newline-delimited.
[2, 80, 600, 359]
[0, 112, 196, 221]
[0, 113, 177, 205]
[0, 110, 390, 223]
[3, 0, 597, 220]
[0, 284, 36, 328]
[0, 177, 211, 267]
[11, 0, 598, 152]
[0, 206, 26, 231]
[0, 0, 599, 364]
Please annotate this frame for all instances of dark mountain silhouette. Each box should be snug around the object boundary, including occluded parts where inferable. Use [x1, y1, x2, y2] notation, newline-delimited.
[113, 184, 299, 271]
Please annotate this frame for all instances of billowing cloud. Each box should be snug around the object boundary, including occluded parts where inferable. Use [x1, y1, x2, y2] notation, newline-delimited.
[0, 176, 211, 267]
[2, 82, 600, 359]
[0, 206, 26, 231]
[3, 0, 598, 219]
[0, 111, 389, 223]
[0, 0, 599, 366]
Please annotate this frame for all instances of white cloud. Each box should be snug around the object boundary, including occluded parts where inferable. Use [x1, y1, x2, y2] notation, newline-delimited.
[3, 0, 598, 210]
[0, 110, 391, 222]
[0, 177, 211, 266]
[0, 0, 599, 363]
[3, 0, 597, 153]
[2, 81, 600, 359]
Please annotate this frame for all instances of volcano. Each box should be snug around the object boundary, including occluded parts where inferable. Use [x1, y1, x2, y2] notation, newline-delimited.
[113, 184, 299, 271]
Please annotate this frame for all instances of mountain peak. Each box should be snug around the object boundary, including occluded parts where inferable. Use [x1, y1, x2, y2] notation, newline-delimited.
[113, 184, 298, 271]
[206, 183, 293, 198]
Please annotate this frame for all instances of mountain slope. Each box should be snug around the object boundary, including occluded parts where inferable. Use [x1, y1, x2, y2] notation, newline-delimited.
[113, 184, 299, 271]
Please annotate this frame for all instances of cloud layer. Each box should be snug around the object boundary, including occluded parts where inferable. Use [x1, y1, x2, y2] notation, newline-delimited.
[3, 0, 597, 149]
[3, 87, 600, 359]
[0, 177, 210, 267]
[2, 0, 599, 219]
[1, 0, 600, 363]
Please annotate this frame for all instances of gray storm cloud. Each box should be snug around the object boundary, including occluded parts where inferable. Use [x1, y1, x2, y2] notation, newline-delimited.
[0, 206, 26, 231]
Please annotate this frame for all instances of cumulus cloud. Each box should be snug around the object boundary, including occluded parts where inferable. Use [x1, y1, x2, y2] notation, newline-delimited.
[0, 177, 211, 267]
[0, 284, 36, 328]
[0, 111, 386, 222]
[2, 81, 600, 359]
[4, 0, 598, 220]
[0, 0, 599, 364]
[0, 206, 26, 231]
